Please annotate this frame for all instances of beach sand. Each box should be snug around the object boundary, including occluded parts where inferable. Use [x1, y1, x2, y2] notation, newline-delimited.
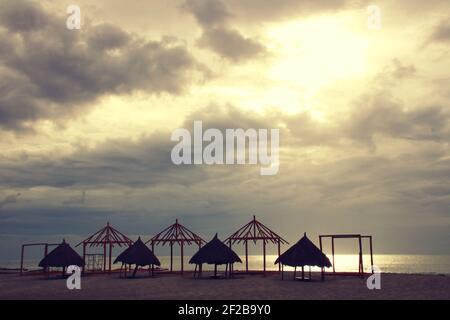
[0, 271, 449, 300]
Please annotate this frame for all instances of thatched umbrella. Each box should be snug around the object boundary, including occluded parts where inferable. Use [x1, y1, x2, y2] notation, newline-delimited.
[189, 234, 242, 278]
[38, 239, 84, 276]
[275, 233, 332, 280]
[114, 237, 160, 278]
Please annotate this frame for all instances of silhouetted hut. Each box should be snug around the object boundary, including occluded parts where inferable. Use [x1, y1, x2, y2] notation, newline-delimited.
[190, 234, 242, 278]
[275, 233, 332, 280]
[114, 237, 160, 278]
[38, 240, 84, 276]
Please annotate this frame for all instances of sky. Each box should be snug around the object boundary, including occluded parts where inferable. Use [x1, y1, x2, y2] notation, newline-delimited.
[0, 0, 449, 260]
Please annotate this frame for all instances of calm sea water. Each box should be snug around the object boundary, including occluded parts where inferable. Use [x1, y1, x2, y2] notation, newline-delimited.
[2, 254, 450, 275]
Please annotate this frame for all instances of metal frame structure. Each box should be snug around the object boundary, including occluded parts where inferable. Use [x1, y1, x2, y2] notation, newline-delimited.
[226, 216, 288, 276]
[319, 234, 374, 278]
[20, 242, 59, 275]
[146, 219, 206, 274]
[76, 222, 133, 273]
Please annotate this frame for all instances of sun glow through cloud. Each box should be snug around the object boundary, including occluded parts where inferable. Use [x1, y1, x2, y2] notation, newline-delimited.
[266, 15, 370, 114]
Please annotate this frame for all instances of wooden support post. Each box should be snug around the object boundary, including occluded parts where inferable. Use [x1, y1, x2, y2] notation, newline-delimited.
[293, 266, 297, 280]
[369, 236, 374, 274]
[20, 245, 25, 276]
[319, 236, 324, 280]
[302, 266, 304, 280]
[82, 243, 86, 273]
[214, 264, 217, 277]
[332, 236, 335, 273]
[281, 264, 284, 280]
[109, 243, 112, 273]
[263, 240, 266, 277]
[245, 240, 248, 272]
[170, 242, 173, 272]
[103, 243, 107, 272]
[358, 235, 363, 278]
[277, 240, 281, 272]
[44, 244, 49, 275]
[181, 241, 184, 274]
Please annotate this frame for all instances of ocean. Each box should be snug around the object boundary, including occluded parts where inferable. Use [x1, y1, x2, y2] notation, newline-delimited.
[2, 254, 450, 275]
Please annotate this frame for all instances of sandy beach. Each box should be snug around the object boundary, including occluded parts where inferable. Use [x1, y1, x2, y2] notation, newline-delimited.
[0, 272, 449, 300]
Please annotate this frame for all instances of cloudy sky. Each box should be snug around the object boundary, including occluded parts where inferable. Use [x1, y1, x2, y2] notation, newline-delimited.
[0, 0, 449, 260]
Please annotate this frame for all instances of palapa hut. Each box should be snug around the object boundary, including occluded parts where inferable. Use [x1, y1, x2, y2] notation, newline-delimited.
[189, 234, 242, 279]
[275, 233, 332, 281]
[114, 237, 160, 278]
[38, 239, 84, 276]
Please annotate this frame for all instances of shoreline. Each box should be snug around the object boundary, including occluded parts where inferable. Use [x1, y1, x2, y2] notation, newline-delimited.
[0, 271, 449, 300]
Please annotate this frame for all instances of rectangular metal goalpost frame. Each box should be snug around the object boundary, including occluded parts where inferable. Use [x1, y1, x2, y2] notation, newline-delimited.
[319, 234, 374, 278]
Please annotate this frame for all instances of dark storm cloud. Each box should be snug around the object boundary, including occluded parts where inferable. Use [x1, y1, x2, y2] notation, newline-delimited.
[0, 133, 207, 189]
[183, 0, 266, 62]
[182, 0, 230, 28]
[429, 18, 450, 43]
[346, 96, 450, 145]
[0, 0, 208, 132]
[0, 0, 48, 32]
[198, 27, 266, 62]
[344, 60, 449, 146]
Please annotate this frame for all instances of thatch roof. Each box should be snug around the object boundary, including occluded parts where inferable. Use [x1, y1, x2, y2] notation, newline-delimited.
[275, 233, 332, 268]
[38, 240, 84, 268]
[114, 237, 160, 266]
[189, 234, 242, 265]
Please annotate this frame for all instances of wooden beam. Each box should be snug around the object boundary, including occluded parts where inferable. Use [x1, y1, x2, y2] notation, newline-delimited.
[170, 242, 173, 272]
[277, 240, 281, 272]
[20, 245, 24, 276]
[103, 243, 106, 272]
[181, 240, 184, 274]
[332, 237, 335, 273]
[109, 243, 112, 273]
[245, 240, 248, 272]
[369, 236, 374, 274]
[263, 240, 266, 277]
